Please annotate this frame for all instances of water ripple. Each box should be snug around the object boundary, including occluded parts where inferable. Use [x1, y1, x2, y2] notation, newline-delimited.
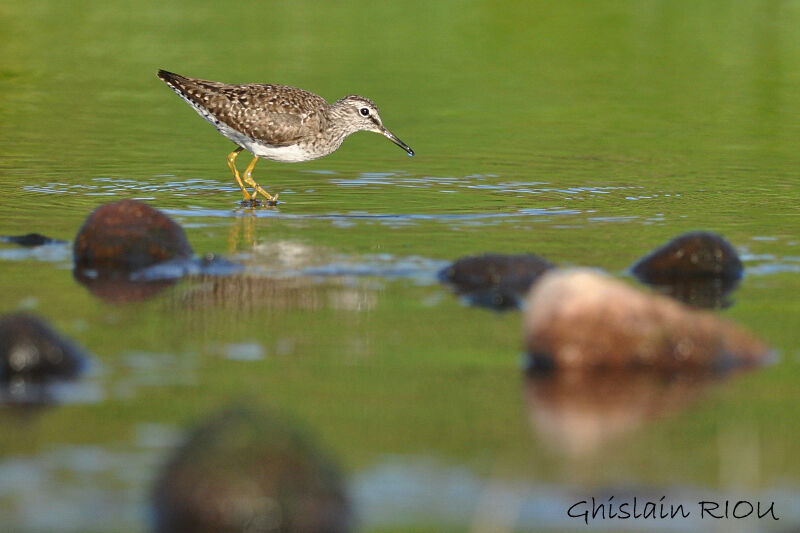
[163, 207, 582, 225]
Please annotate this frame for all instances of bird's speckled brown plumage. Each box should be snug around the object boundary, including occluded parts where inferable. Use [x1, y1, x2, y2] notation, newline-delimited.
[159, 70, 330, 147]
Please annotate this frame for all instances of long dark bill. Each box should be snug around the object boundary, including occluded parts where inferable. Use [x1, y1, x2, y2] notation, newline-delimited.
[381, 128, 415, 157]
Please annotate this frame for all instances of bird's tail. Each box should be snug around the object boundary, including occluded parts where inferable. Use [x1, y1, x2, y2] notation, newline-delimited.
[157, 69, 188, 87]
[157, 69, 200, 104]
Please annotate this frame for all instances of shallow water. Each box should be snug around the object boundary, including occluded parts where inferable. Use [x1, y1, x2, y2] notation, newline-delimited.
[1, 1, 800, 531]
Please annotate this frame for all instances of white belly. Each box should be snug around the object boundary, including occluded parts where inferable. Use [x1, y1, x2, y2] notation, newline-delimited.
[213, 118, 314, 163]
[214, 121, 314, 162]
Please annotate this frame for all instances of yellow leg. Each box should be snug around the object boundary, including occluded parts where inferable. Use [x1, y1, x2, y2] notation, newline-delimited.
[226, 147, 251, 202]
[242, 156, 279, 205]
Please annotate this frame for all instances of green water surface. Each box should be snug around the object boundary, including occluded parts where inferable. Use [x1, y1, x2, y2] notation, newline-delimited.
[1, 1, 799, 532]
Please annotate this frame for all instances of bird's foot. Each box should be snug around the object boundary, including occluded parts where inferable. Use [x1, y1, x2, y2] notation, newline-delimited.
[241, 171, 279, 206]
[240, 192, 279, 208]
[240, 198, 262, 208]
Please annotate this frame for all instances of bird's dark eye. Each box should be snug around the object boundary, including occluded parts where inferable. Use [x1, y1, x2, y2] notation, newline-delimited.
[359, 108, 370, 117]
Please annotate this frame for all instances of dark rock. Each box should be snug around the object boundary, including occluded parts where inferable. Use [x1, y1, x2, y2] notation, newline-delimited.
[153, 408, 351, 533]
[440, 253, 556, 310]
[524, 269, 770, 371]
[0, 313, 87, 382]
[632, 231, 743, 280]
[0, 233, 66, 247]
[73, 199, 193, 273]
[631, 232, 743, 308]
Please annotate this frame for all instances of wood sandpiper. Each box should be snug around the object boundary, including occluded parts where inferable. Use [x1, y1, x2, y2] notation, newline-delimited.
[157, 70, 414, 206]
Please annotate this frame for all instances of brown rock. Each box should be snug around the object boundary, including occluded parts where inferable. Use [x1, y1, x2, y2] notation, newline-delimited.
[631, 231, 743, 309]
[73, 199, 192, 272]
[632, 231, 743, 282]
[440, 253, 556, 310]
[523, 269, 769, 371]
[153, 408, 351, 533]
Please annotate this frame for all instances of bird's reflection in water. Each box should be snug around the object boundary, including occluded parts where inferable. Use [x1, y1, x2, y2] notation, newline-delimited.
[172, 274, 377, 314]
[227, 207, 259, 254]
[226, 210, 328, 272]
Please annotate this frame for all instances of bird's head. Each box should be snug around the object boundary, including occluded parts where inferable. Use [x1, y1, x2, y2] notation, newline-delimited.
[332, 95, 414, 156]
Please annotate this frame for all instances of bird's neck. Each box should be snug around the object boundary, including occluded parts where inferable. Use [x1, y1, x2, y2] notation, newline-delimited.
[328, 100, 362, 137]
[313, 102, 359, 156]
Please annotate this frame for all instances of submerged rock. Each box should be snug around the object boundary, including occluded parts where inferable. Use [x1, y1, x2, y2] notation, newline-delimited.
[0, 313, 87, 382]
[439, 253, 556, 310]
[524, 269, 769, 371]
[73, 199, 193, 273]
[152, 408, 351, 533]
[0, 233, 66, 247]
[631, 231, 743, 308]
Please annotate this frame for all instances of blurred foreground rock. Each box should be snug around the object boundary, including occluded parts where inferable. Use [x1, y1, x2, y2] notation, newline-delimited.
[524, 269, 769, 371]
[631, 231, 743, 308]
[439, 253, 556, 310]
[74, 199, 193, 272]
[0, 313, 86, 381]
[0, 313, 88, 404]
[153, 408, 351, 533]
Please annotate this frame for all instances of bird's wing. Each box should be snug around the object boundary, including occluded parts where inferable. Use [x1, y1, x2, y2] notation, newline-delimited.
[159, 71, 328, 147]
[214, 83, 329, 146]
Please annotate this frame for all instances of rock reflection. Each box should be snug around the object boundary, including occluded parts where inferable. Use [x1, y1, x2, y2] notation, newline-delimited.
[524, 370, 719, 456]
[74, 271, 178, 303]
[152, 408, 351, 533]
[640, 276, 740, 309]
